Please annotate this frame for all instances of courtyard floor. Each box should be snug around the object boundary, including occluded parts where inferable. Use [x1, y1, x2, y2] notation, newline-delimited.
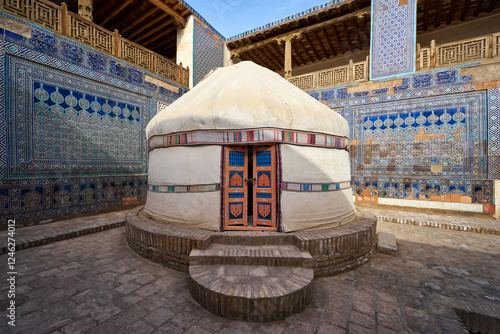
[1, 207, 499, 333]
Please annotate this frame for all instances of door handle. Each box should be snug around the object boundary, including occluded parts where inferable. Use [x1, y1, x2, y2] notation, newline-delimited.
[244, 178, 256, 184]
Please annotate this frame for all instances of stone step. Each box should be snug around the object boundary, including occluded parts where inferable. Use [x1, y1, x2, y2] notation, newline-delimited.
[189, 264, 314, 322]
[190, 244, 313, 268]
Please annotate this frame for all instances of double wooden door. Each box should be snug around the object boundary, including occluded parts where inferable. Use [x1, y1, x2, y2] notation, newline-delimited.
[224, 145, 277, 231]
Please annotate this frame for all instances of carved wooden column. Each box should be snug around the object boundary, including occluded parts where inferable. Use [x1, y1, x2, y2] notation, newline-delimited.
[78, 0, 93, 21]
[277, 32, 302, 79]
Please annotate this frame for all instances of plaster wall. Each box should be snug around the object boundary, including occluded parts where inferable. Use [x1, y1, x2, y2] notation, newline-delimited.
[177, 15, 195, 88]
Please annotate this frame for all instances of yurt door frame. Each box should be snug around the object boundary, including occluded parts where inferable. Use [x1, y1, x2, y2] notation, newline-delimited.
[223, 145, 277, 231]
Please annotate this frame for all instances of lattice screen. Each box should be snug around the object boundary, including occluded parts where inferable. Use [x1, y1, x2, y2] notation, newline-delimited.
[437, 37, 487, 65]
[69, 15, 113, 54]
[420, 48, 430, 69]
[158, 101, 169, 114]
[2, 0, 61, 31]
[289, 74, 315, 90]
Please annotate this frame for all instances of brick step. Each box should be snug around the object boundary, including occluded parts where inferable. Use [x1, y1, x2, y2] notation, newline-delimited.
[211, 232, 296, 246]
[190, 244, 313, 267]
[189, 264, 314, 322]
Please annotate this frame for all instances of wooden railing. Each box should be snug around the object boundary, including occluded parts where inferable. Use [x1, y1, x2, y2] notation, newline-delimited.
[1, 0, 189, 87]
[288, 57, 369, 91]
[417, 32, 500, 70]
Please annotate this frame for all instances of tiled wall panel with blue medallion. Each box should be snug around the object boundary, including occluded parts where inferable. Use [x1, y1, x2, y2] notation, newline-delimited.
[0, 13, 188, 225]
[306, 65, 499, 208]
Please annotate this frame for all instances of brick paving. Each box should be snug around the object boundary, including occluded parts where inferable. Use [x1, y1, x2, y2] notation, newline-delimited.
[0, 208, 499, 333]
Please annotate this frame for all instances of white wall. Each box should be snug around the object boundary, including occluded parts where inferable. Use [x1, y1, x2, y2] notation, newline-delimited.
[176, 15, 195, 88]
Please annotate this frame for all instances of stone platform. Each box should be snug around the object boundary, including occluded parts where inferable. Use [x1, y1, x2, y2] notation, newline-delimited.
[126, 206, 377, 277]
[126, 206, 377, 321]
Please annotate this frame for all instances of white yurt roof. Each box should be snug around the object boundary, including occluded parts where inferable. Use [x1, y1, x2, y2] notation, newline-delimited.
[146, 61, 349, 139]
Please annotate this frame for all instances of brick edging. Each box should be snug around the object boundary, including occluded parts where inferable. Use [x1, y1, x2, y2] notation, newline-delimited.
[0, 221, 125, 255]
[377, 216, 500, 236]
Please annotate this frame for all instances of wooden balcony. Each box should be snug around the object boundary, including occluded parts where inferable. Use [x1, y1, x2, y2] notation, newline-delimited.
[289, 32, 500, 91]
[288, 57, 369, 91]
[418, 32, 500, 70]
[0, 0, 189, 87]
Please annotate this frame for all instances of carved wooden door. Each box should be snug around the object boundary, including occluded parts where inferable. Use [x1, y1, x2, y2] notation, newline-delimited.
[224, 147, 248, 230]
[252, 146, 277, 230]
[224, 145, 277, 231]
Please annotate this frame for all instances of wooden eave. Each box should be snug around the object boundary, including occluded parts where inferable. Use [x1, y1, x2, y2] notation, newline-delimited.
[228, 0, 500, 73]
[417, 0, 500, 32]
[227, 0, 372, 72]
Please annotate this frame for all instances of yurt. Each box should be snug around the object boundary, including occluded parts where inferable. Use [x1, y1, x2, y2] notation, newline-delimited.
[145, 61, 355, 233]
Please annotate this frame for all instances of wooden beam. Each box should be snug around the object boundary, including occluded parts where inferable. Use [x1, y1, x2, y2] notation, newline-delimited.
[257, 48, 281, 71]
[270, 42, 301, 67]
[269, 43, 284, 63]
[423, 0, 430, 31]
[228, 7, 370, 54]
[351, 17, 363, 50]
[142, 25, 177, 47]
[447, 0, 458, 25]
[148, 0, 186, 27]
[127, 13, 168, 39]
[99, 0, 135, 26]
[135, 18, 174, 43]
[320, 27, 337, 57]
[150, 31, 177, 50]
[341, 21, 355, 52]
[248, 50, 270, 68]
[121, 7, 158, 35]
[434, 0, 444, 28]
[362, 14, 370, 39]
[460, 0, 471, 21]
[312, 30, 329, 59]
[149, 34, 177, 54]
[290, 43, 305, 66]
[487, 0, 497, 13]
[331, 24, 346, 54]
[474, 0, 485, 16]
[297, 39, 314, 63]
[263, 45, 283, 69]
[303, 32, 322, 60]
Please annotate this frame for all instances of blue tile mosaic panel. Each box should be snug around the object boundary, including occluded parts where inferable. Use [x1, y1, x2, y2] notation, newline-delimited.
[5, 55, 149, 178]
[0, 175, 148, 226]
[352, 92, 487, 179]
[488, 88, 500, 179]
[193, 19, 224, 86]
[0, 13, 190, 224]
[370, 0, 417, 79]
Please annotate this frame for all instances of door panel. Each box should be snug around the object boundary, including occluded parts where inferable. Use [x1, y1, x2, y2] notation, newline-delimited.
[224, 147, 248, 229]
[253, 146, 277, 229]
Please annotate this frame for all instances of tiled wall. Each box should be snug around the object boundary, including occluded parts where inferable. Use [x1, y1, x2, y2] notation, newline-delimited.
[0, 13, 188, 225]
[307, 64, 499, 213]
[370, 0, 417, 79]
[193, 18, 224, 86]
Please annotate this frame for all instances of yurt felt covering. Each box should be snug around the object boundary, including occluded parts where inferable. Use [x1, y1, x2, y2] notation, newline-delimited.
[144, 61, 355, 232]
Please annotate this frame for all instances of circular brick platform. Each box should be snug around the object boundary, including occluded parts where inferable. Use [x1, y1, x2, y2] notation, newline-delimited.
[126, 206, 377, 277]
[189, 264, 314, 322]
[127, 207, 376, 321]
